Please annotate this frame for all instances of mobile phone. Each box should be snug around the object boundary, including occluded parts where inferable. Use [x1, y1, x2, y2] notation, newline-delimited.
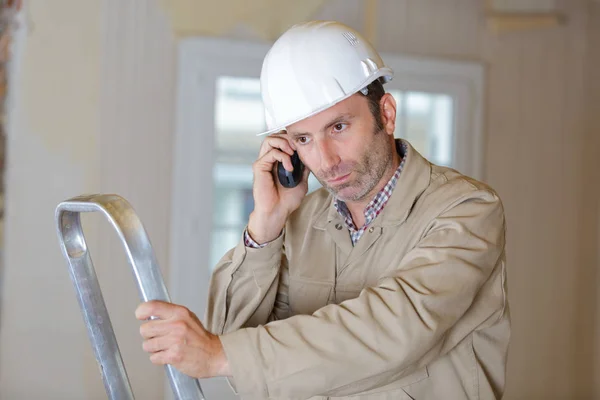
[277, 151, 304, 188]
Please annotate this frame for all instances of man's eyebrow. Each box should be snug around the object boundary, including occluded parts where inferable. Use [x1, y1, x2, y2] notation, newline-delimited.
[322, 113, 354, 131]
[288, 113, 355, 137]
[288, 130, 308, 139]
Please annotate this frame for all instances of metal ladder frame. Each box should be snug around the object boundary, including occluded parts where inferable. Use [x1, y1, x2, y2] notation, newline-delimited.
[55, 194, 205, 400]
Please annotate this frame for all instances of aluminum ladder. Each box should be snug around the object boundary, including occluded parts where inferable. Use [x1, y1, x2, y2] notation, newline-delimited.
[55, 194, 206, 400]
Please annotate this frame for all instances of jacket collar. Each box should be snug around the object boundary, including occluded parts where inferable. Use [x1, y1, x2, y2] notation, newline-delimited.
[313, 139, 431, 230]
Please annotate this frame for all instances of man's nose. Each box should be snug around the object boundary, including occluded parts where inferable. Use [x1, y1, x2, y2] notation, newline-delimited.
[317, 138, 341, 172]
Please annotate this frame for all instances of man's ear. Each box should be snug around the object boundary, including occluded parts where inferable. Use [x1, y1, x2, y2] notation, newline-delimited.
[380, 93, 397, 137]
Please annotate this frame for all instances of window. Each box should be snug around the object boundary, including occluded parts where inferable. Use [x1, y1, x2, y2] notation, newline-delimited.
[210, 76, 263, 268]
[390, 90, 454, 167]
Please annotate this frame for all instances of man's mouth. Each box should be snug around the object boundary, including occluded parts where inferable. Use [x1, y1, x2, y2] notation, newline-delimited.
[327, 173, 351, 185]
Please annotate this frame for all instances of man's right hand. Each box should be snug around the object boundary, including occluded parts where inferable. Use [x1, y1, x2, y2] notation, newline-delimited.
[247, 132, 310, 245]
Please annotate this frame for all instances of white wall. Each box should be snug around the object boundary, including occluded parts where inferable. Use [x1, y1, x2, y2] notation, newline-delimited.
[0, 0, 597, 399]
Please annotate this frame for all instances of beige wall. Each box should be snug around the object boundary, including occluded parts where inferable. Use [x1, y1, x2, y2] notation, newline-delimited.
[0, 1, 104, 398]
[0, 0, 175, 399]
[0, 0, 598, 399]
[478, 1, 593, 398]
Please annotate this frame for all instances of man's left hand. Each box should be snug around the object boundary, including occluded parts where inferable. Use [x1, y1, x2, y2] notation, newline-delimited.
[135, 300, 230, 379]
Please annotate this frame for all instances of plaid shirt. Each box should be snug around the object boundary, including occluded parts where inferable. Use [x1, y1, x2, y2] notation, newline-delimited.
[246, 140, 407, 248]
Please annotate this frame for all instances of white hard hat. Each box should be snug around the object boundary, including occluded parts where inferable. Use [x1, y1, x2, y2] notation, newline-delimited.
[258, 20, 394, 136]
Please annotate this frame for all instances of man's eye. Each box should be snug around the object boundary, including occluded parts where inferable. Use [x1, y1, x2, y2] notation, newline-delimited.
[333, 123, 347, 132]
[297, 136, 310, 144]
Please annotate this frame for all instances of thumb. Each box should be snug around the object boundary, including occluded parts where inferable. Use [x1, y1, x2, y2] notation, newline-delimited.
[135, 300, 172, 320]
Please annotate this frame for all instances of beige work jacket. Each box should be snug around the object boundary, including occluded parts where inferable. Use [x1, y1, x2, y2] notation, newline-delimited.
[206, 140, 510, 400]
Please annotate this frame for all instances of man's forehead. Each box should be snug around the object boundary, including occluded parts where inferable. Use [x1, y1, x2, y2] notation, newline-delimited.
[287, 94, 367, 134]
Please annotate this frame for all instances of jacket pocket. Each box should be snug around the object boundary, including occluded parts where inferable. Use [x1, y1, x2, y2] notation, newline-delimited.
[288, 277, 333, 315]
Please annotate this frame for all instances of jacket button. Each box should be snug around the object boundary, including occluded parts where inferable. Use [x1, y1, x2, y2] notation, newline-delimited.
[335, 223, 343, 230]
[369, 227, 375, 233]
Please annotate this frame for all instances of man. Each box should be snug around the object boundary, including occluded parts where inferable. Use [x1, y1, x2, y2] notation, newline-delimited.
[135, 21, 510, 399]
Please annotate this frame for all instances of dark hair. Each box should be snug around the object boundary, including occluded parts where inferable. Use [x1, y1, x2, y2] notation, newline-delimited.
[361, 78, 386, 132]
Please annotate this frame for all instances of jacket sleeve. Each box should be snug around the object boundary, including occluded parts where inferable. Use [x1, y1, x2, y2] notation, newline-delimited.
[219, 188, 506, 399]
[204, 230, 290, 336]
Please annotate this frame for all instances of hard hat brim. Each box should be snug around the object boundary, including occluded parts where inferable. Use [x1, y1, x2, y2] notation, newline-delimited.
[256, 68, 394, 136]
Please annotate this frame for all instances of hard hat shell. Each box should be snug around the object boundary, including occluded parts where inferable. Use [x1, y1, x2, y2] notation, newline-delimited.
[258, 20, 394, 136]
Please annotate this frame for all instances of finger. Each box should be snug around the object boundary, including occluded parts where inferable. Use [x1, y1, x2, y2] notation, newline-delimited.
[142, 334, 184, 354]
[258, 134, 294, 158]
[135, 300, 175, 320]
[301, 163, 311, 181]
[136, 301, 194, 322]
[254, 148, 293, 173]
[140, 319, 187, 340]
[150, 347, 184, 366]
[149, 350, 169, 366]
[139, 319, 168, 339]
[287, 164, 311, 193]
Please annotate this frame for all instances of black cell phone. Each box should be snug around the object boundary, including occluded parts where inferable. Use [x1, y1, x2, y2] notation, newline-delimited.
[277, 151, 304, 188]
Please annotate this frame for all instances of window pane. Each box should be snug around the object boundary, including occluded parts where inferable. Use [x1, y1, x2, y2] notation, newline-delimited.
[212, 168, 254, 226]
[211, 163, 255, 269]
[212, 76, 264, 268]
[389, 90, 454, 167]
[215, 76, 266, 163]
[211, 169, 254, 265]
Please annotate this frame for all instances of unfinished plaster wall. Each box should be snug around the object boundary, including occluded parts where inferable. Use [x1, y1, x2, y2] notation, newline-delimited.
[0, 1, 103, 398]
[0, 1, 176, 399]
